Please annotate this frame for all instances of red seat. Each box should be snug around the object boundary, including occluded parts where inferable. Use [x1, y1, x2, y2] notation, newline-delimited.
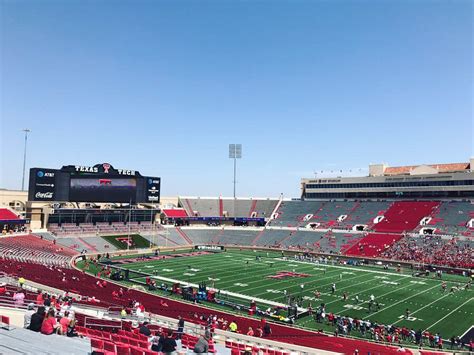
[116, 343, 130, 355]
[130, 347, 144, 355]
[103, 341, 116, 352]
[120, 336, 130, 344]
[137, 341, 148, 349]
[1, 315, 10, 330]
[91, 338, 104, 350]
[128, 339, 139, 346]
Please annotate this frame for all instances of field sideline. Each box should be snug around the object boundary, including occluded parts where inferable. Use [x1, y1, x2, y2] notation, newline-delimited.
[113, 249, 473, 340]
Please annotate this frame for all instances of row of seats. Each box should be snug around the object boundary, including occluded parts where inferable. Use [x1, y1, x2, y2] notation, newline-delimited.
[373, 202, 440, 233]
[0, 208, 21, 220]
[225, 340, 291, 355]
[0, 234, 75, 266]
[48, 222, 158, 236]
[90, 337, 155, 355]
[270, 200, 472, 234]
[343, 233, 404, 257]
[179, 198, 279, 218]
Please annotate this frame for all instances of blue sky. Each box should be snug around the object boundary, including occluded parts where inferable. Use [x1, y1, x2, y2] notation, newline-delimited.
[1, 0, 472, 198]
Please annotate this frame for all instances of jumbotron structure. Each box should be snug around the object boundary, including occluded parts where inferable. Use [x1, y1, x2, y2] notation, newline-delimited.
[0, 160, 473, 354]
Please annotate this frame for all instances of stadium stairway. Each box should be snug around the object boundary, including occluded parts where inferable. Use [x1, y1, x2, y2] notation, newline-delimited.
[251, 228, 267, 245]
[211, 228, 225, 244]
[248, 199, 257, 217]
[175, 227, 193, 245]
[77, 237, 99, 253]
[219, 197, 224, 217]
[0, 325, 91, 354]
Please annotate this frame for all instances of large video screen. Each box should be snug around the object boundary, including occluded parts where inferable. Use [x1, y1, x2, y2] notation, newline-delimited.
[69, 177, 137, 202]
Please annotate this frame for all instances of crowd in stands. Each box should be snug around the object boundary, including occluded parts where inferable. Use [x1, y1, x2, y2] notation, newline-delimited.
[381, 235, 474, 268]
[321, 313, 473, 351]
[1, 224, 27, 235]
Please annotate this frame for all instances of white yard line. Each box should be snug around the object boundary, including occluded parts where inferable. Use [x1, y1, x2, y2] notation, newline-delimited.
[362, 283, 440, 320]
[392, 292, 452, 325]
[423, 297, 473, 331]
[251, 269, 370, 298]
[149, 274, 307, 311]
[326, 275, 410, 306]
[275, 258, 413, 277]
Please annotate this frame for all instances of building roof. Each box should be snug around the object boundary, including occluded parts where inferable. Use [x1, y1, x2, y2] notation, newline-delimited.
[384, 162, 470, 175]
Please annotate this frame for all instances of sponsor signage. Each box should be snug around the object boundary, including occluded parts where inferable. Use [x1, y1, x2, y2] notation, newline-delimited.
[29, 168, 57, 201]
[194, 245, 225, 251]
[35, 191, 54, 199]
[145, 176, 160, 203]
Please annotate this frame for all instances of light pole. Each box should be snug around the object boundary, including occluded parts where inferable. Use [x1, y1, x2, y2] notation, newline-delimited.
[229, 144, 242, 198]
[21, 129, 31, 191]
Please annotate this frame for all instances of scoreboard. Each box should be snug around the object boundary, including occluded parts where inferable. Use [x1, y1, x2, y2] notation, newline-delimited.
[28, 163, 160, 203]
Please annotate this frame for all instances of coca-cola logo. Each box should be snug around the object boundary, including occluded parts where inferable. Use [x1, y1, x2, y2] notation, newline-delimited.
[35, 192, 54, 199]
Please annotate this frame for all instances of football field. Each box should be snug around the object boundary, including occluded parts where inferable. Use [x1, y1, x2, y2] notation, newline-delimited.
[114, 249, 473, 340]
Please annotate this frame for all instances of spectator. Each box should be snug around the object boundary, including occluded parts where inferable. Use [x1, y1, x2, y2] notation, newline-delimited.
[41, 308, 61, 335]
[150, 329, 165, 352]
[229, 320, 238, 332]
[36, 293, 44, 306]
[193, 334, 210, 353]
[177, 315, 184, 339]
[66, 319, 79, 337]
[13, 290, 25, 307]
[59, 311, 71, 334]
[161, 329, 177, 355]
[263, 322, 272, 337]
[29, 306, 46, 332]
[24, 303, 35, 328]
[18, 276, 25, 288]
[139, 321, 152, 336]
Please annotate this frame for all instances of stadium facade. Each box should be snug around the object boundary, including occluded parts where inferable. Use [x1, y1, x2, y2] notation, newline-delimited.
[301, 159, 474, 199]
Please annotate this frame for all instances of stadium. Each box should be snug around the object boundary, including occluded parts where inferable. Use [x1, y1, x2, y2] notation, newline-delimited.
[0, 159, 473, 355]
[2, 1, 472, 354]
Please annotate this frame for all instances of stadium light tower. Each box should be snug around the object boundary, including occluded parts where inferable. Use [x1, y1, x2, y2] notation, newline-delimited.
[21, 128, 31, 191]
[229, 144, 242, 198]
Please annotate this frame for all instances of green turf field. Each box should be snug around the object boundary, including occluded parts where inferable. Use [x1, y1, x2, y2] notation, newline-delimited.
[100, 234, 152, 249]
[106, 249, 473, 342]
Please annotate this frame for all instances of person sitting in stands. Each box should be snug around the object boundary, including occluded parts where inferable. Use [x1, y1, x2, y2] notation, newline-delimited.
[139, 321, 152, 336]
[43, 294, 51, 307]
[161, 329, 177, 355]
[24, 303, 36, 329]
[150, 329, 164, 352]
[59, 311, 71, 334]
[66, 318, 79, 337]
[29, 306, 46, 332]
[193, 334, 210, 353]
[41, 308, 61, 335]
